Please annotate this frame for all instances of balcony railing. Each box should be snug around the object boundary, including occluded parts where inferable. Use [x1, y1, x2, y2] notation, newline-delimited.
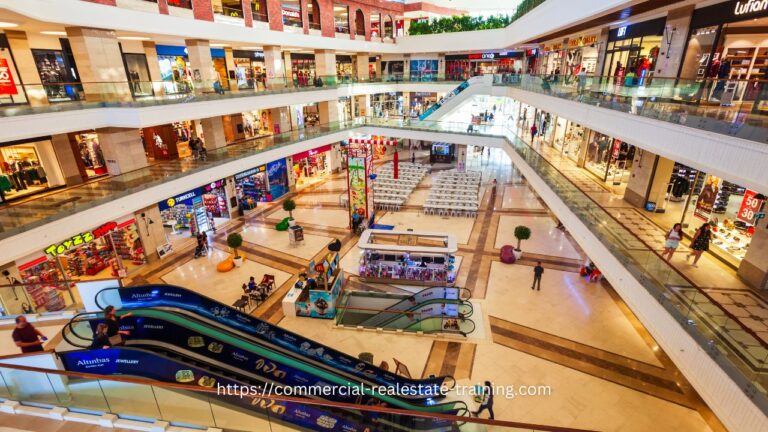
[251, 7, 268, 22]
[213, 5, 244, 18]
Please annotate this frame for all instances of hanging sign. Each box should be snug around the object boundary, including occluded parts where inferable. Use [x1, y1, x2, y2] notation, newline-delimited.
[0, 59, 18, 96]
[43, 221, 121, 257]
[737, 189, 764, 223]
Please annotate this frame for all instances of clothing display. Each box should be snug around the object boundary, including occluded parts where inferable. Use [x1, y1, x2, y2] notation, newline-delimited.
[0, 144, 52, 200]
[76, 133, 107, 177]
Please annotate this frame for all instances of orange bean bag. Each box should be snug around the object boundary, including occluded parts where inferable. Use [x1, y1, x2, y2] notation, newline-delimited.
[217, 256, 235, 272]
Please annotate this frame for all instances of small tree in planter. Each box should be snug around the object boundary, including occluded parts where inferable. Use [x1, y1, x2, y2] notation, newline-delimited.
[227, 232, 244, 267]
[283, 199, 297, 220]
[513, 225, 531, 259]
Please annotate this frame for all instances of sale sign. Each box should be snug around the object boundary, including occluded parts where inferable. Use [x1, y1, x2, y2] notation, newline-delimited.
[0, 58, 18, 95]
[737, 189, 763, 223]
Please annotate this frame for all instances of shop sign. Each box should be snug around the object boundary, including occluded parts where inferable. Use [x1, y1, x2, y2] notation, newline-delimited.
[552, 42, 563, 50]
[542, 45, 551, 52]
[734, 0, 768, 17]
[582, 35, 598, 45]
[737, 189, 764, 223]
[43, 221, 119, 257]
[282, 8, 300, 19]
[291, 144, 332, 161]
[467, 53, 495, 60]
[202, 179, 226, 193]
[159, 188, 202, 211]
[0, 59, 18, 96]
[526, 48, 538, 56]
[617, 26, 628, 38]
[235, 165, 266, 181]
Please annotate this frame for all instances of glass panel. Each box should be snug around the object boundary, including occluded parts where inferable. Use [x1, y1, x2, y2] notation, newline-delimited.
[306, 0, 320, 30]
[281, 0, 302, 27]
[333, 4, 350, 34]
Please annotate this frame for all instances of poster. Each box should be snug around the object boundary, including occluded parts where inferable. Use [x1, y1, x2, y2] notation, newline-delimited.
[693, 175, 720, 222]
[0, 58, 18, 95]
[267, 159, 288, 199]
[347, 157, 367, 223]
[737, 189, 763, 223]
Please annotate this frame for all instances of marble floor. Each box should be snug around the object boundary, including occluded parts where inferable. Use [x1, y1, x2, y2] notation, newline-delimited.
[99, 150, 723, 431]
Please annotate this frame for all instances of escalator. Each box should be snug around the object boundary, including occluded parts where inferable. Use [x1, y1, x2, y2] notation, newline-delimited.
[92, 284, 457, 401]
[357, 287, 472, 328]
[418, 75, 493, 121]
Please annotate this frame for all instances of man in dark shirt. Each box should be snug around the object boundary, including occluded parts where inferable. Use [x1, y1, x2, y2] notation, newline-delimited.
[12, 316, 46, 353]
[532, 261, 544, 291]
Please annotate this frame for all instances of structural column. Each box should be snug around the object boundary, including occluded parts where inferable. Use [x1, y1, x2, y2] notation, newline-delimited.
[437, 53, 446, 80]
[3, 31, 47, 106]
[197, 116, 228, 150]
[314, 49, 336, 82]
[185, 39, 216, 93]
[142, 41, 165, 96]
[133, 205, 170, 263]
[356, 54, 370, 81]
[192, 0, 214, 21]
[224, 47, 238, 91]
[263, 46, 286, 88]
[318, 101, 340, 125]
[65, 27, 133, 102]
[50, 134, 85, 186]
[623, 150, 675, 210]
[456, 144, 467, 173]
[654, 5, 695, 77]
[95, 128, 148, 176]
[592, 26, 611, 85]
[268, 106, 291, 134]
[738, 224, 768, 290]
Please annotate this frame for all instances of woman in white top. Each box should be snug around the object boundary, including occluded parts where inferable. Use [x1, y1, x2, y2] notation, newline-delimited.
[662, 223, 683, 261]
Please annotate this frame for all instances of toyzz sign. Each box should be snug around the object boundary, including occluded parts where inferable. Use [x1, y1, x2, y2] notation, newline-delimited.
[43, 221, 119, 257]
[0, 59, 18, 96]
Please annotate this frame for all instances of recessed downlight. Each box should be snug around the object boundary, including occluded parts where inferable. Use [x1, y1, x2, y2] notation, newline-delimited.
[0, 21, 19, 28]
[41, 31, 67, 36]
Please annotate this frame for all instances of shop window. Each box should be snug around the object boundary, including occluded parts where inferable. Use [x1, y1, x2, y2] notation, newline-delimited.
[0, 140, 61, 202]
[213, 57, 229, 90]
[354, 9, 365, 36]
[281, 0, 302, 27]
[73, 132, 108, 179]
[679, 26, 719, 80]
[158, 55, 192, 94]
[213, 0, 244, 18]
[334, 4, 350, 34]
[384, 15, 393, 38]
[307, 0, 321, 30]
[370, 13, 380, 38]
[250, 0, 269, 22]
[31, 49, 82, 103]
[234, 54, 266, 90]
[122, 53, 154, 98]
[167, 0, 192, 9]
[409, 60, 438, 82]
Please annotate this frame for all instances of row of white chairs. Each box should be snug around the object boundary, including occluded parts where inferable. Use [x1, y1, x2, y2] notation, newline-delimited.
[424, 206, 478, 218]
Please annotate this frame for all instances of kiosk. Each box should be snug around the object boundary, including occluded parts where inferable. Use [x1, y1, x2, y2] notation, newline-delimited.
[357, 230, 458, 286]
[282, 251, 343, 319]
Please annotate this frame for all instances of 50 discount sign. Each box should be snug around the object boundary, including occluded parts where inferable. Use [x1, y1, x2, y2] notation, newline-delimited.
[737, 189, 764, 223]
[0, 58, 18, 96]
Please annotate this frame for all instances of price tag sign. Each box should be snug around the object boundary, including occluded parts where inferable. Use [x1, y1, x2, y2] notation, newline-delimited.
[737, 189, 763, 223]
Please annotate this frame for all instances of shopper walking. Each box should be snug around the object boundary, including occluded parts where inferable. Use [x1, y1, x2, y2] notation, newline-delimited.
[532, 261, 544, 291]
[12, 316, 46, 353]
[104, 305, 132, 345]
[686, 223, 711, 267]
[473, 381, 495, 419]
[530, 124, 538, 143]
[188, 135, 200, 160]
[577, 67, 588, 94]
[662, 223, 683, 261]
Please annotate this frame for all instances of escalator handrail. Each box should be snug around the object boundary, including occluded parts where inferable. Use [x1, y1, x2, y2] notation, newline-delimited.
[66, 310, 468, 414]
[356, 286, 472, 328]
[61, 317, 97, 349]
[404, 315, 476, 336]
[368, 298, 475, 329]
[1, 359, 597, 432]
[94, 284, 456, 392]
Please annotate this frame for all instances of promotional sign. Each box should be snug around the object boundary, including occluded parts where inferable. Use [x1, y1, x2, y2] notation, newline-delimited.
[235, 165, 266, 181]
[291, 144, 332, 161]
[43, 219, 135, 257]
[0, 58, 18, 96]
[202, 179, 226, 193]
[737, 189, 764, 223]
[111, 285, 449, 398]
[159, 187, 203, 211]
[694, 175, 721, 222]
[59, 348, 385, 432]
[347, 157, 368, 224]
[267, 159, 288, 199]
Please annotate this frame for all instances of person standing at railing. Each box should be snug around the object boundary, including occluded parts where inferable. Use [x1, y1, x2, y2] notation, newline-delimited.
[577, 68, 588, 95]
[12, 315, 47, 353]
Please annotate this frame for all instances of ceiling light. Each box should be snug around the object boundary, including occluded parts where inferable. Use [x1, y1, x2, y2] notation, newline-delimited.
[0, 21, 19, 28]
[211, 43, 229, 47]
[41, 30, 66, 36]
[117, 36, 151, 41]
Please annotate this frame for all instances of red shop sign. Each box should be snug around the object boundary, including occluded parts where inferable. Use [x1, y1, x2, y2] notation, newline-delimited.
[0, 59, 18, 96]
[737, 189, 763, 223]
[292, 144, 332, 161]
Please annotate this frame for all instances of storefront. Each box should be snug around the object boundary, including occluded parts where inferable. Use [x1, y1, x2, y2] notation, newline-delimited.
[550, 118, 586, 162]
[31, 45, 82, 102]
[290, 53, 316, 86]
[601, 18, 665, 83]
[409, 92, 438, 117]
[11, 217, 146, 312]
[382, 60, 404, 79]
[584, 131, 636, 185]
[201, 179, 232, 224]
[156, 45, 193, 94]
[540, 42, 565, 75]
[291, 144, 333, 189]
[281, 0, 303, 27]
[430, 143, 454, 164]
[211, 48, 229, 90]
[235, 165, 270, 212]
[69, 131, 108, 179]
[0, 138, 65, 202]
[371, 92, 403, 117]
[336, 55, 354, 80]
[242, 109, 273, 137]
[141, 122, 192, 160]
[158, 182, 232, 246]
[564, 34, 600, 75]
[233, 50, 266, 90]
[122, 53, 154, 97]
[409, 59, 438, 81]
[267, 158, 289, 199]
[0, 34, 27, 106]
[678, 0, 768, 112]
[338, 97, 353, 122]
[445, 51, 523, 80]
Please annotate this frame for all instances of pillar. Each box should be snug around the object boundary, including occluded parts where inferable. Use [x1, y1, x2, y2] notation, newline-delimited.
[95, 128, 148, 175]
[158, 0, 169, 14]
[142, 41, 165, 96]
[185, 39, 216, 93]
[437, 53, 446, 80]
[623, 151, 675, 210]
[314, 49, 336, 84]
[196, 116, 227, 150]
[592, 26, 611, 85]
[559, 38, 569, 74]
[356, 54, 370, 81]
[134, 205, 169, 263]
[456, 144, 467, 173]
[329, 144, 342, 173]
[373, 56, 382, 80]
[192, 0, 214, 21]
[269, 106, 291, 134]
[576, 129, 590, 167]
[224, 47, 238, 91]
[318, 101, 340, 125]
[50, 134, 85, 186]
[2, 31, 44, 106]
[738, 223, 768, 290]
[403, 55, 411, 79]
[263, 46, 286, 88]
[654, 5, 695, 77]
[65, 27, 132, 103]
[242, 0, 254, 27]
[283, 50, 292, 85]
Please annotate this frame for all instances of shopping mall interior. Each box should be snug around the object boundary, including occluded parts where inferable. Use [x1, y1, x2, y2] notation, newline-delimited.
[0, 0, 767, 431]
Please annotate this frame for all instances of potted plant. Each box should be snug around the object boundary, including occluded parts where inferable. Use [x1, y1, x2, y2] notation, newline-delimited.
[227, 232, 244, 267]
[513, 225, 531, 260]
[283, 199, 296, 220]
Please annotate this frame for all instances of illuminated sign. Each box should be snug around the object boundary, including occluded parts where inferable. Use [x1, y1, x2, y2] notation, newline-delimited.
[235, 165, 266, 180]
[734, 0, 768, 16]
[44, 221, 118, 257]
[617, 26, 627, 38]
[0, 59, 18, 96]
[282, 8, 300, 19]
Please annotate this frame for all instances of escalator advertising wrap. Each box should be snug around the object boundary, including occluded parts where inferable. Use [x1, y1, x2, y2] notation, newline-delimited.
[59, 348, 378, 432]
[106, 285, 448, 396]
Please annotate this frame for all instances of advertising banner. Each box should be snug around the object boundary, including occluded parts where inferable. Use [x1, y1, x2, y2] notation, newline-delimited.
[694, 175, 721, 222]
[737, 189, 763, 223]
[267, 159, 288, 199]
[0, 59, 18, 96]
[347, 157, 367, 224]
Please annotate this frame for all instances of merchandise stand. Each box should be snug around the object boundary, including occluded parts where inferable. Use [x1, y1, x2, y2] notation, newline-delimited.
[282, 251, 342, 319]
[357, 230, 458, 287]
